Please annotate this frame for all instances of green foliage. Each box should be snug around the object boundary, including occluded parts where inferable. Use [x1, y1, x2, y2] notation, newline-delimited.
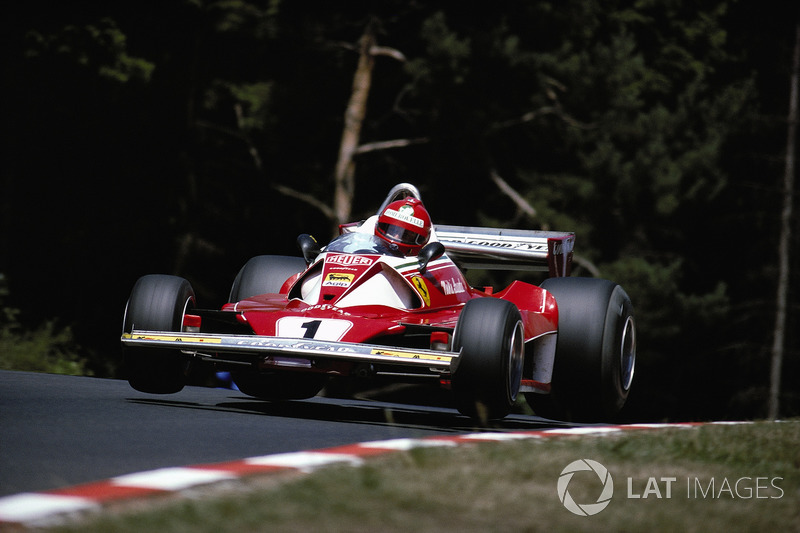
[25, 18, 154, 83]
[207, 80, 276, 131]
[600, 257, 730, 350]
[0, 274, 90, 376]
[516, 0, 752, 250]
[411, 11, 472, 87]
[0, 321, 89, 376]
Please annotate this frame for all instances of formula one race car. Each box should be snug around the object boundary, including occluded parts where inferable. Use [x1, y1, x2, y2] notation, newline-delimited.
[121, 183, 636, 422]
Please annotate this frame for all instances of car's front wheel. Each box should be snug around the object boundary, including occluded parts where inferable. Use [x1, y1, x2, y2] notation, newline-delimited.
[451, 298, 525, 421]
[122, 274, 195, 394]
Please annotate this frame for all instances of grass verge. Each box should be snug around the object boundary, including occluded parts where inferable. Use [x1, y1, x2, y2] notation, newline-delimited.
[47, 420, 799, 532]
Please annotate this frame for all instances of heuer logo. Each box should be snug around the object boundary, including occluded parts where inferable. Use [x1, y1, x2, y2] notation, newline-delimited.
[323, 272, 354, 287]
[327, 254, 374, 266]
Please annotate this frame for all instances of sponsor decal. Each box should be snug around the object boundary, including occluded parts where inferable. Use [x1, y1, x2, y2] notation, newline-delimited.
[128, 333, 221, 344]
[440, 277, 466, 295]
[323, 272, 354, 287]
[327, 254, 374, 266]
[462, 239, 548, 251]
[384, 206, 424, 228]
[304, 304, 351, 315]
[370, 348, 452, 362]
[234, 338, 356, 353]
[411, 276, 431, 306]
[443, 235, 549, 252]
[551, 237, 575, 255]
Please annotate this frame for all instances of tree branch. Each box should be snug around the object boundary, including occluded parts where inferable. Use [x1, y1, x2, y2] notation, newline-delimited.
[572, 254, 601, 278]
[489, 169, 548, 229]
[491, 106, 595, 131]
[234, 103, 263, 172]
[370, 45, 406, 62]
[333, 21, 377, 226]
[355, 137, 429, 155]
[270, 183, 337, 222]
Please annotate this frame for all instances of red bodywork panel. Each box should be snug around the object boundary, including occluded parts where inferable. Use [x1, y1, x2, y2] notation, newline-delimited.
[224, 251, 558, 345]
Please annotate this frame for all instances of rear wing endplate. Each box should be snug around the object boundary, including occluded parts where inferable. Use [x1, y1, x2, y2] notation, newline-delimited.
[433, 225, 574, 276]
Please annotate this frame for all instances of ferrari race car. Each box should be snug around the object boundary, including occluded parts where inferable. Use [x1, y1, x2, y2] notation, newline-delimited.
[121, 183, 636, 422]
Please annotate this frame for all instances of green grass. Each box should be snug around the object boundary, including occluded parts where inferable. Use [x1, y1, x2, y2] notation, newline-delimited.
[48, 420, 799, 532]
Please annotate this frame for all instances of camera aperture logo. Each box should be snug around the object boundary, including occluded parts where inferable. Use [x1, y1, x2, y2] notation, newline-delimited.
[557, 459, 614, 516]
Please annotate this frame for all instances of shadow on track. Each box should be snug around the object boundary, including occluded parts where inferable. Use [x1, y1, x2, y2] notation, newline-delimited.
[127, 388, 573, 435]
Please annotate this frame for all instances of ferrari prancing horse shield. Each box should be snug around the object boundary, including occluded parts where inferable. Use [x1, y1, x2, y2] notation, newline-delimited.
[411, 276, 431, 306]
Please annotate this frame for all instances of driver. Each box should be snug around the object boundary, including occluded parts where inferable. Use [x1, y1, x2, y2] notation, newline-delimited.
[374, 197, 432, 256]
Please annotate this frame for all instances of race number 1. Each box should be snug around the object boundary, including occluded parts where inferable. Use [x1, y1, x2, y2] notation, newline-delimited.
[276, 317, 353, 341]
[300, 320, 322, 339]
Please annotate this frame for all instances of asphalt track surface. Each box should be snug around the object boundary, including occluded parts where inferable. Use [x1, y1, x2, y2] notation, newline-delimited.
[0, 370, 570, 497]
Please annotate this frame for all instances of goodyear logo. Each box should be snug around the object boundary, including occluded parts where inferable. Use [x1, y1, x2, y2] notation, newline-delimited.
[323, 272, 355, 287]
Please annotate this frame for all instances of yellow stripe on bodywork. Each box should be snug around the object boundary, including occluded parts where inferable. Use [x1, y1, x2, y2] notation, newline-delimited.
[123, 333, 222, 344]
[370, 348, 452, 362]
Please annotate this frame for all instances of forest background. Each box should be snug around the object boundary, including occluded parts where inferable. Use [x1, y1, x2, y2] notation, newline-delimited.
[1, 0, 798, 422]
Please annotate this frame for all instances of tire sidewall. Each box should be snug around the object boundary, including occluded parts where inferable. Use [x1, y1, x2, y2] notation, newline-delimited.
[600, 285, 636, 415]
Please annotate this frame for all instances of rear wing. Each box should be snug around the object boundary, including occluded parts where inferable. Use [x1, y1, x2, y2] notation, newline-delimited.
[369, 184, 574, 276]
[433, 225, 574, 276]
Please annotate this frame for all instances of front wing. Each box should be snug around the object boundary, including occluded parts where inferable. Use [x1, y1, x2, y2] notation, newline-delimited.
[121, 330, 457, 370]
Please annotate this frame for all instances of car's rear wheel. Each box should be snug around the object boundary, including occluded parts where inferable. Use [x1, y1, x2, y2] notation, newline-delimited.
[232, 371, 327, 400]
[123, 274, 194, 394]
[451, 298, 525, 421]
[229, 255, 307, 302]
[526, 277, 636, 422]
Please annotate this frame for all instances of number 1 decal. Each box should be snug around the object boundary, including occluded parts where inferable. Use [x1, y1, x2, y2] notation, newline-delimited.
[276, 317, 353, 341]
[300, 320, 322, 339]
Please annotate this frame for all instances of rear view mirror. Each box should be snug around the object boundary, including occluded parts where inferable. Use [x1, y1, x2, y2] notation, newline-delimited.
[418, 242, 445, 272]
[297, 234, 320, 264]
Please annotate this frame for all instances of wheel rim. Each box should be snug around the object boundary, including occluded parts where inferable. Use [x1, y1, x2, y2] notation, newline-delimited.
[507, 320, 525, 402]
[179, 296, 195, 331]
[122, 301, 130, 334]
[619, 316, 636, 391]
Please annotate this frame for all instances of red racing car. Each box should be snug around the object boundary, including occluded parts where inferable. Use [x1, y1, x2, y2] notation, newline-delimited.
[121, 183, 636, 422]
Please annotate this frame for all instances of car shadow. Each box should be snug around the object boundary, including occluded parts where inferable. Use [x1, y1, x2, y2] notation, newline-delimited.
[128, 387, 574, 435]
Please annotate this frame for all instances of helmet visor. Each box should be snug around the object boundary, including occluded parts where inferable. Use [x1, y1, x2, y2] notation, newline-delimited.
[377, 222, 427, 246]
